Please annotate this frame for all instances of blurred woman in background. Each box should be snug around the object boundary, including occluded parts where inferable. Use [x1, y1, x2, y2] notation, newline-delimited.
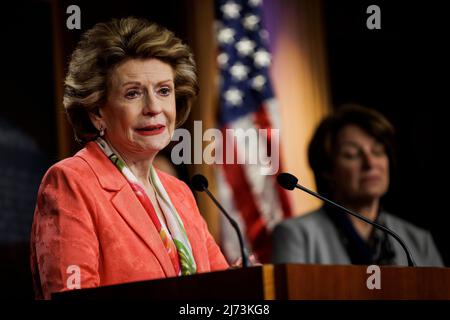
[273, 104, 443, 266]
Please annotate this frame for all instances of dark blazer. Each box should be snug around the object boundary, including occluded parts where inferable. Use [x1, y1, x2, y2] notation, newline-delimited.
[272, 207, 444, 267]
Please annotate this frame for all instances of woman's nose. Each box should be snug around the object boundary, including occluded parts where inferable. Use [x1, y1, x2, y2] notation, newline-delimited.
[142, 93, 162, 115]
[362, 151, 376, 169]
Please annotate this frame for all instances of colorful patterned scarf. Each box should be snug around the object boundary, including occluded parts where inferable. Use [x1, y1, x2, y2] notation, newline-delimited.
[96, 137, 197, 276]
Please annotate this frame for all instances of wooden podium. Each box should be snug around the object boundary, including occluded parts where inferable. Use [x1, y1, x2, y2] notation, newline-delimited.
[53, 264, 450, 300]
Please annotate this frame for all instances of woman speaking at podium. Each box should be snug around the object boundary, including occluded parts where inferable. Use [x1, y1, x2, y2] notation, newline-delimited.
[30, 17, 229, 299]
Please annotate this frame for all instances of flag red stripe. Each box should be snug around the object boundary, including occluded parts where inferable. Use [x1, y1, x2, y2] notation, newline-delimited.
[220, 124, 273, 261]
[254, 106, 293, 218]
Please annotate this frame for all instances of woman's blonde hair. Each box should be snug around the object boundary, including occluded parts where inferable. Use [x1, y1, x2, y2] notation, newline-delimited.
[64, 17, 198, 143]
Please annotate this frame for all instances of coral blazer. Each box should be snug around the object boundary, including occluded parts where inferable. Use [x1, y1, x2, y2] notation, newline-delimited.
[30, 142, 229, 299]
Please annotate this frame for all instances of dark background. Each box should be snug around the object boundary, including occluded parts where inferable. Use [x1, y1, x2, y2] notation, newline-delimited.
[0, 0, 448, 299]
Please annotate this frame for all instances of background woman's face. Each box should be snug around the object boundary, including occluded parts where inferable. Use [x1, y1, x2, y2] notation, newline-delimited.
[329, 124, 389, 204]
[99, 58, 176, 159]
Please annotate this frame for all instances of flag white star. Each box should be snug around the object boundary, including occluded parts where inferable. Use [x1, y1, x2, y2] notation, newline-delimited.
[248, 0, 262, 7]
[224, 87, 244, 106]
[221, 1, 241, 19]
[217, 52, 229, 67]
[230, 62, 249, 81]
[251, 75, 266, 91]
[254, 49, 271, 68]
[243, 14, 260, 31]
[217, 27, 236, 45]
[259, 29, 269, 41]
[235, 37, 256, 56]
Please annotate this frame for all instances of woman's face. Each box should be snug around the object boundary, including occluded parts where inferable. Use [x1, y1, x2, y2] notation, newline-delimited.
[329, 124, 389, 205]
[98, 58, 176, 160]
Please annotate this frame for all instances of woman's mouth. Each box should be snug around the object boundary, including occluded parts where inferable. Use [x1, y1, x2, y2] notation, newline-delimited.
[360, 175, 381, 184]
[135, 125, 165, 136]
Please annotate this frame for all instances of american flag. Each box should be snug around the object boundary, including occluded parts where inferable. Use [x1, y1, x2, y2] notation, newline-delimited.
[214, 0, 292, 263]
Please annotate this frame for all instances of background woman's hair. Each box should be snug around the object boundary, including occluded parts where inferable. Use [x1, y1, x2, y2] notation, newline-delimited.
[308, 104, 396, 197]
[63, 17, 199, 143]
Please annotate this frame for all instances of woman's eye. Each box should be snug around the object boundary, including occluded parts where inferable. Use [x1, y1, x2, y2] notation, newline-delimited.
[372, 144, 386, 156]
[125, 90, 141, 99]
[340, 149, 360, 159]
[158, 86, 172, 96]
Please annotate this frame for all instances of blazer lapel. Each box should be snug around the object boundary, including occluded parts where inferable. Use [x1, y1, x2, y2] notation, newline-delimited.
[111, 187, 177, 277]
[76, 142, 177, 277]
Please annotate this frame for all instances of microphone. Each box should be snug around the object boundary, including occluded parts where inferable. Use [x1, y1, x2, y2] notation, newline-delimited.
[277, 172, 416, 267]
[191, 174, 249, 268]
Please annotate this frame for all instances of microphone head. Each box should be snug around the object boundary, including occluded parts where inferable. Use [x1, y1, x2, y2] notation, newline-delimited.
[191, 174, 209, 191]
[277, 172, 298, 190]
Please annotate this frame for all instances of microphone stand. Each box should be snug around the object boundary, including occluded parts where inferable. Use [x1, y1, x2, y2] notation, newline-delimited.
[202, 188, 249, 268]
